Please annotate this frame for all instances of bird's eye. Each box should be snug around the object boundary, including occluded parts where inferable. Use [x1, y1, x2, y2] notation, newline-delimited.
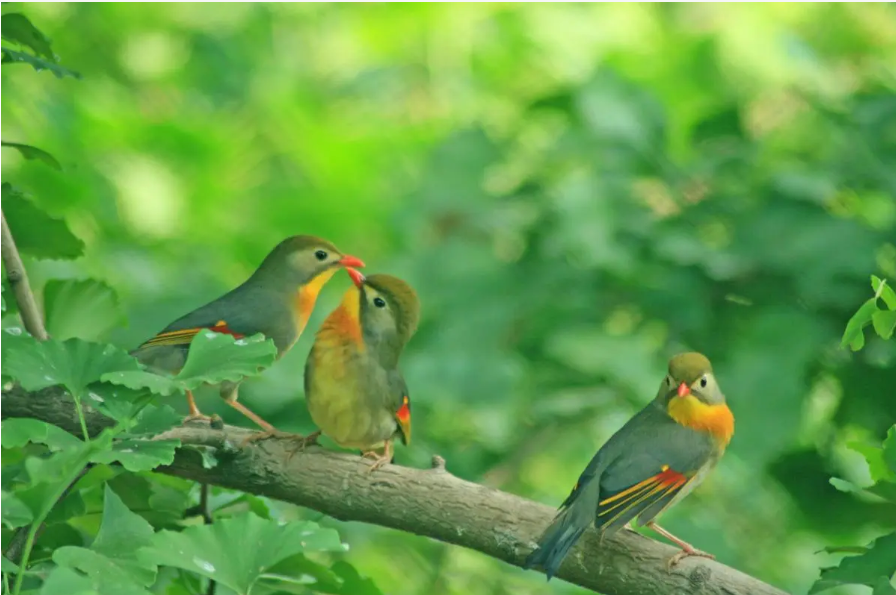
[373, 297, 386, 308]
[314, 250, 328, 261]
[700, 376, 708, 388]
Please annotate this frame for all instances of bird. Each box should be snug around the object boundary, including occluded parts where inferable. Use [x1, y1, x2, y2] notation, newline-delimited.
[131, 235, 365, 433]
[303, 268, 420, 472]
[524, 352, 734, 578]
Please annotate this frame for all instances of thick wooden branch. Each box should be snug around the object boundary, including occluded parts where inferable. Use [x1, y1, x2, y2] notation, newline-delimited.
[1, 385, 787, 595]
[1, 210, 49, 341]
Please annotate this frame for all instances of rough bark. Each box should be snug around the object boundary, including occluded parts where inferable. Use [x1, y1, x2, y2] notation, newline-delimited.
[1, 384, 788, 595]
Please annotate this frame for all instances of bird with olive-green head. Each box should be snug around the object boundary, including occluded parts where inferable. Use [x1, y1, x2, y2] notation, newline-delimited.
[131, 235, 364, 432]
[525, 352, 734, 578]
[303, 269, 420, 471]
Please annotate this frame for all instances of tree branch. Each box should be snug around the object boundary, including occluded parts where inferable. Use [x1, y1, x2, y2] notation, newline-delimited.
[1, 384, 787, 595]
[1, 210, 48, 340]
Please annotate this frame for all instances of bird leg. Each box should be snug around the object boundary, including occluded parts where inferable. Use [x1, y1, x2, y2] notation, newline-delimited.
[182, 390, 212, 424]
[361, 440, 394, 473]
[645, 521, 714, 568]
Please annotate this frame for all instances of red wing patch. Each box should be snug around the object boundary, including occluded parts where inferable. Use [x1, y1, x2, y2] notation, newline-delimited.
[139, 320, 245, 348]
[596, 465, 690, 530]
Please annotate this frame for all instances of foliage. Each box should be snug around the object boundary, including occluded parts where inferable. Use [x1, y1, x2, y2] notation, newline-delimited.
[2, 4, 896, 595]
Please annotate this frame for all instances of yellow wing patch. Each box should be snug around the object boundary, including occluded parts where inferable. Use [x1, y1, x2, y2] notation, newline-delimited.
[139, 320, 240, 348]
[597, 466, 689, 529]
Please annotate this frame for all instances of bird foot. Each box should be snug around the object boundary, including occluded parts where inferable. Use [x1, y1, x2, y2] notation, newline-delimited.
[667, 546, 714, 569]
[361, 450, 391, 473]
[239, 428, 290, 447]
[284, 431, 322, 462]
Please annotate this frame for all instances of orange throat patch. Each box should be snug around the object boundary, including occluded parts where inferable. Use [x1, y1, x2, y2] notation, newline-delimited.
[294, 268, 339, 336]
[316, 286, 363, 347]
[667, 396, 735, 447]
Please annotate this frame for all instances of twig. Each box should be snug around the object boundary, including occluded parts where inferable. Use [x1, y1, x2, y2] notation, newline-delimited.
[1, 210, 48, 340]
[2, 384, 789, 595]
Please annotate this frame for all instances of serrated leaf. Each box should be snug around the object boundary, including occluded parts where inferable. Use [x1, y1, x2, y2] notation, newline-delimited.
[1, 141, 61, 171]
[83, 383, 151, 424]
[872, 310, 896, 340]
[1, 13, 55, 60]
[2, 490, 34, 527]
[811, 532, 896, 593]
[1, 183, 84, 259]
[1, 334, 141, 397]
[872, 276, 896, 310]
[101, 332, 277, 395]
[44, 279, 127, 341]
[0, 418, 82, 450]
[100, 371, 178, 397]
[39, 567, 98, 595]
[842, 298, 878, 351]
[175, 332, 277, 388]
[138, 515, 343, 594]
[1, 47, 81, 79]
[90, 439, 179, 473]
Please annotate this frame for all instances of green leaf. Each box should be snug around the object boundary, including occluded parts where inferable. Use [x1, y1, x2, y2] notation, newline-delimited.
[52, 548, 153, 595]
[90, 439, 179, 473]
[1, 13, 55, 60]
[1, 183, 84, 259]
[2, 490, 34, 528]
[847, 440, 891, 483]
[50, 485, 158, 595]
[91, 485, 156, 581]
[872, 276, 896, 310]
[102, 332, 277, 394]
[100, 371, 178, 397]
[138, 514, 344, 594]
[842, 298, 878, 351]
[39, 567, 98, 595]
[2, 556, 20, 573]
[0, 418, 82, 450]
[128, 404, 182, 435]
[83, 383, 151, 424]
[44, 279, 127, 341]
[872, 310, 896, 340]
[0, 334, 140, 397]
[175, 332, 278, 388]
[884, 426, 896, 476]
[811, 532, 896, 593]
[873, 576, 896, 595]
[1, 48, 81, 79]
[181, 445, 219, 469]
[328, 561, 385, 595]
[1, 141, 61, 171]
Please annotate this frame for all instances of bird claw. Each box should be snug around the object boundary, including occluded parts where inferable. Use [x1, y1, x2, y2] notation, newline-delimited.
[667, 547, 714, 570]
[284, 431, 322, 462]
[361, 451, 390, 473]
[240, 428, 291, 447]
[181, 412, 213, 426]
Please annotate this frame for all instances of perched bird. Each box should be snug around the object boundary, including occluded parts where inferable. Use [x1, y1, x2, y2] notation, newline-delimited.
[131, 235, 365, 433]
[303, 269, 420, 471]
[525, 352, 734, 578]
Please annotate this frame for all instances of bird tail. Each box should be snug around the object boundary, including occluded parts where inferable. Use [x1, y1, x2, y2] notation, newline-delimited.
[524, 477, 600, 580]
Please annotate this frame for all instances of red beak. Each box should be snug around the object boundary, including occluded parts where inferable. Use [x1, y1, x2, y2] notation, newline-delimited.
[339, 255, 365, 269]
[346, 267, 366, 288]
[677, 382, 690, 398]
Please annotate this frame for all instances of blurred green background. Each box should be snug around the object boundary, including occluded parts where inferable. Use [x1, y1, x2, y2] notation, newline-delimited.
[3, 3, 896, 594]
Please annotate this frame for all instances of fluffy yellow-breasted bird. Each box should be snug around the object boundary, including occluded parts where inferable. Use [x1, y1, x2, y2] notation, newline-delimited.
[525, 352, 734, 578]
[131, 235, 364, 432]
[303, 269, 420, 471]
